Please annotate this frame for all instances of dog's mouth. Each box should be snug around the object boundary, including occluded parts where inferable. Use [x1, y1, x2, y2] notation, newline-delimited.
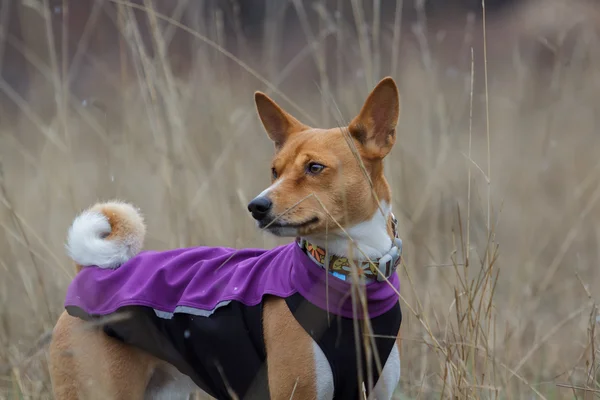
[258, 216, 319, 232]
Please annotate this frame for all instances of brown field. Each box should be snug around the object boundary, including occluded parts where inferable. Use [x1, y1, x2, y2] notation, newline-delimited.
[1, 0, 600, 398]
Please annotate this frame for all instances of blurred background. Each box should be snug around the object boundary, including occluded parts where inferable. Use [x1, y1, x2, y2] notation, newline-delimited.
[1, 0, 600, 398]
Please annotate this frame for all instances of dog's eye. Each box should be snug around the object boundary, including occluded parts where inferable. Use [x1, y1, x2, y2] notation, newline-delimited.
[271, 168, 278, 180]
[306, 162, 326, 175]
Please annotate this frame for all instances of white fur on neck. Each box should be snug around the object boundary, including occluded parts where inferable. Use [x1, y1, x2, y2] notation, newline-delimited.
[304, 202, 393, 261]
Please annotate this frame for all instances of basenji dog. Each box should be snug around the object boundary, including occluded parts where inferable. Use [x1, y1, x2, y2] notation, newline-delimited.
[48, 77, 403, 400]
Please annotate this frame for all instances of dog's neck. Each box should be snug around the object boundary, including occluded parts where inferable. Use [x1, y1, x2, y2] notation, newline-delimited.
[302, 202, 394, 261]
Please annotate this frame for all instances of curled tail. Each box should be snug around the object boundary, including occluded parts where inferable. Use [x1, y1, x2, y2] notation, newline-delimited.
[66, 201, 146, 271]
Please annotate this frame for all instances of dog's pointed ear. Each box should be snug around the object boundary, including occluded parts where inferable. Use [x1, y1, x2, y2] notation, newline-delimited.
[255, 92, 310, 150]
[348, 77, 400, 159]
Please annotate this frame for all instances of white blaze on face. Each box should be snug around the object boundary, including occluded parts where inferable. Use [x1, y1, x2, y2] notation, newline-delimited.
[258, 178, 284, 199]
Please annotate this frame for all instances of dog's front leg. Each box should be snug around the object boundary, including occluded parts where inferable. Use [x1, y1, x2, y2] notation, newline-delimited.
[263, 297, 334, 400]
[368, 335, 401, 400]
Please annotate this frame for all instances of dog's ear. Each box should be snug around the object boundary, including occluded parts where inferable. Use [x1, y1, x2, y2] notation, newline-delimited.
[254, 92, 309, 150]
[348, 77, 400, 159]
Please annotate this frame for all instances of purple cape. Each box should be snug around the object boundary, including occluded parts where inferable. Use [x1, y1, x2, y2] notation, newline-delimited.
[64, 242, 400, 319]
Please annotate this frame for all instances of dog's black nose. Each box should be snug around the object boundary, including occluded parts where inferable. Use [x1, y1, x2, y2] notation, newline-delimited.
[247, 196, 273, 220]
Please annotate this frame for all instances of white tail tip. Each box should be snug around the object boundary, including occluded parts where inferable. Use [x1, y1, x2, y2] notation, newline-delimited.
[66, 201, 146, 269]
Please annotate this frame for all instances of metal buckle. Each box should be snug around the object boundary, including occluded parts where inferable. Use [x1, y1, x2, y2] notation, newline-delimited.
[376, 238, 403, 282]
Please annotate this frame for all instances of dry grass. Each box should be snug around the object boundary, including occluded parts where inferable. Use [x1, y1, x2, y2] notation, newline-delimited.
[1, 0, 600, 398]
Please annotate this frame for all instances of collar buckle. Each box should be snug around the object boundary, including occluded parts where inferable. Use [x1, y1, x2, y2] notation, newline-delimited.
[375, 238, 402, 282]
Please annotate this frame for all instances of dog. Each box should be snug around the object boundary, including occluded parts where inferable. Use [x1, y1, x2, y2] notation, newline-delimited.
[48, 77, 403, 400]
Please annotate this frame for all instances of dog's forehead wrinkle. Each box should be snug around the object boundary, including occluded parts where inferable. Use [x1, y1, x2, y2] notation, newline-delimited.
[280, 132, 353, 168]
[285, 128, 343, 148]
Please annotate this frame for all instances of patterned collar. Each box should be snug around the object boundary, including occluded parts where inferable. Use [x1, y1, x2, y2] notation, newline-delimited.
[296, 213, 402, 283]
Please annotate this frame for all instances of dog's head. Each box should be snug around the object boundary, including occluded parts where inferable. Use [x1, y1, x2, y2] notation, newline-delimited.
[248, 77, 400, 240]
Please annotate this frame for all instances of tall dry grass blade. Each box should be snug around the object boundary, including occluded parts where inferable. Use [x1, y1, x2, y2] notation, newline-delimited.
[350, 0, 373, 89]
[467, 47, 474, 270]
[0, 78, 66, 151]
[0, 0, 10, 72]
[390, 0, 403, 77]
[0, 164, 52, 325]
[108, 0, 317, 125]
[291, 0, 331, 126]
[372, 0, 381, 81]
[65, 0, 104, 87]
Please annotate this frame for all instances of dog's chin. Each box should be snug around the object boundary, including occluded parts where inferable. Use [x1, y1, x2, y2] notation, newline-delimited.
[257, 216, 319, 237]
[263, 225, 299, 237]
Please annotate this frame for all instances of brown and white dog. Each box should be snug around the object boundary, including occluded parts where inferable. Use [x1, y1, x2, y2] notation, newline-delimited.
[48, 77, 403, 400]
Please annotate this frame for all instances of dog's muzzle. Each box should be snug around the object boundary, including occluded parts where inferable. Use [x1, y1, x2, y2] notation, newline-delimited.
[247, 196, 273, 221]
